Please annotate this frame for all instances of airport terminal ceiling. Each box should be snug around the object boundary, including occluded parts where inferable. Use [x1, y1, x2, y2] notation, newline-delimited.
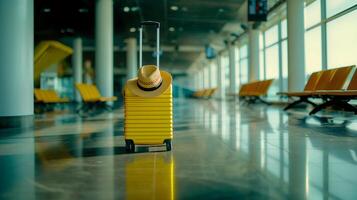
[34, 0, 249, 72]
[34, 0, 283, 72]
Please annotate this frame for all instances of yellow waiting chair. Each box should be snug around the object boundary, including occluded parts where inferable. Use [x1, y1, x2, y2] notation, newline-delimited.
[75, 83, 117, 114]
[34, 89, 70, 113]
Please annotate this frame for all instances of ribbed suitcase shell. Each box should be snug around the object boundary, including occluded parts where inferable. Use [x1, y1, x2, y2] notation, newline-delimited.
[124, 86, 173, 145]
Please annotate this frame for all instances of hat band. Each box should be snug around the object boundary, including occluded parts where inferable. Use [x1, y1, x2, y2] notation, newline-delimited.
[138, 76, 162, 86]
[137, 80, 163, 91]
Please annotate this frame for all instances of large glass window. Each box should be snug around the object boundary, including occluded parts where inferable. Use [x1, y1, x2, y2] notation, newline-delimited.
[235, 46, 240, 88]
[260, 20, 287, 100]
[265, 25, 279, 46]
[304, 0, 323, 77]
[259, 33, 265, 80]
[305, 0, 321, 29]
[265, 45, 279, 97]
[327, 9, 357, 68]
[204, 66, 209, 88]
[240, 45, 248, 58]
[305, 27, 322, 74]
[240, 59, 249, 84]
[239, 45, 249, 84]
[210, 61, 218, 87]
[265, 45, 279, 79]
[259, 51, 264, 80]
[326, 0, 357, 18]
[252, 0, 356, 102]
[281, 19, 287, 39]
[282, 40, 288, 92]
[221, 54, 230, 91]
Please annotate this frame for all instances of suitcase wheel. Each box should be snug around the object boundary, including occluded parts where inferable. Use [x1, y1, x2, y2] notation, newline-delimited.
[125, 140, 135, 153]
[164, 139, 172, 151]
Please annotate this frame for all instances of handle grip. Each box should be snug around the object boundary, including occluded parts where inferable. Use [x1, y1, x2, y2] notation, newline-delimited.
[140, 21, 160, 28]
[139, 21, 160, 68]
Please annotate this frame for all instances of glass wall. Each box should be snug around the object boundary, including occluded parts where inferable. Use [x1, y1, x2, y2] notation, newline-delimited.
[259, 33, 265, 80]
[305, 0, 323, 76]
[260, 20, 287, 100]
[221, 54, 230, 92]
[327, 8, 357, 68]
[256, 0, 356, 100]
[326, 0, 357, 17]
[204, 66, 210, 88]
[194, 0, 356, 100]
[210, 61, 218, 88]
[238, 44, 249, 84]
[234, 47, 241, 89]
[304, 0, 357, 72]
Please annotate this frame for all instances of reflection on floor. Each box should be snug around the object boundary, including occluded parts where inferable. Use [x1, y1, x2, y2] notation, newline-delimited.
[1, 99, 357, 199]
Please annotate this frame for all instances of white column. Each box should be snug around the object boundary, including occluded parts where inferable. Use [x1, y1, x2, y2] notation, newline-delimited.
[72, 37, 83, 102]
[228, 45, 237, 93]
[248, 29, 260, 82]
[0, 0, 34, 124]
[217, 55, 226, 99]
[287, 0, 305, 91]
[95, 0, 113, 97]
[126, 38, 137, 80]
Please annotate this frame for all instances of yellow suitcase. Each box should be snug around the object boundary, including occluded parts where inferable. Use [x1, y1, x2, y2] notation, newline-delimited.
[124, 86, 173, 152]
[124, 21, 173, 152]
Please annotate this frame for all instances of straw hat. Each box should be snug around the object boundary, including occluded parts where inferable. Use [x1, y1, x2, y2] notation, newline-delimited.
[126, 65, 172, 97]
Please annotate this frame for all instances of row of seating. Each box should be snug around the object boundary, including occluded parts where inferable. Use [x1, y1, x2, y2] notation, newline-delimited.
[34, 89, 69, 103]
[34, 84, 117, 114]
[238, 79, 274, 104]
[75, 84, 117, 114]
[34, 89, 70, 113]
[278, 65, 357, 115]
[192, 88, 217, 98]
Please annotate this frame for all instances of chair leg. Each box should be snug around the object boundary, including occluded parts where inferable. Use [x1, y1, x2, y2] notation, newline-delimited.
[306, 99, 317, 107]
[333, 100, 357, 114]
[76, 103, 91, 115]
[257, 97, 271, 105]
[104, 104, 113, 112]
[284, 99, 305, 111]
[309, 99, 357, 115]
[76, 104, 84, 113]
[246, 97, 254, 104]
[284, 97, 315, 111]
[309, 101, 335, 115]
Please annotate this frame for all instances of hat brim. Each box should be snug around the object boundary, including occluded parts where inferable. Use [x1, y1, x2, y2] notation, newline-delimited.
[126, 70, 172, 98]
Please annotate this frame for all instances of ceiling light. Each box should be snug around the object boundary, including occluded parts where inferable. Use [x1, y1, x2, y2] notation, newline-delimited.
[181, 7, 188, 12]
[79, 8, 88, 13]
[130, 27, 136, 32]
[43, 8, 51, 13]
[178, 27, 184, 31]
[169, 27, 175, 32]
[131, 7, 139, 12]
[66, 28, 74, 33]
[170, 6, 179, 11]
[218, 8, 224, 13]
[123, 6, 130, 12]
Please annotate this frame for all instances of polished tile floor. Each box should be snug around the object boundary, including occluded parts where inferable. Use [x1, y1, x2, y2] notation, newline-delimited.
[1, 99, 357, 199]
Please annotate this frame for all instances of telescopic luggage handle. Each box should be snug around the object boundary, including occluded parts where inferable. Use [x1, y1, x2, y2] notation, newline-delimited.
[139, 21, 160, 68]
